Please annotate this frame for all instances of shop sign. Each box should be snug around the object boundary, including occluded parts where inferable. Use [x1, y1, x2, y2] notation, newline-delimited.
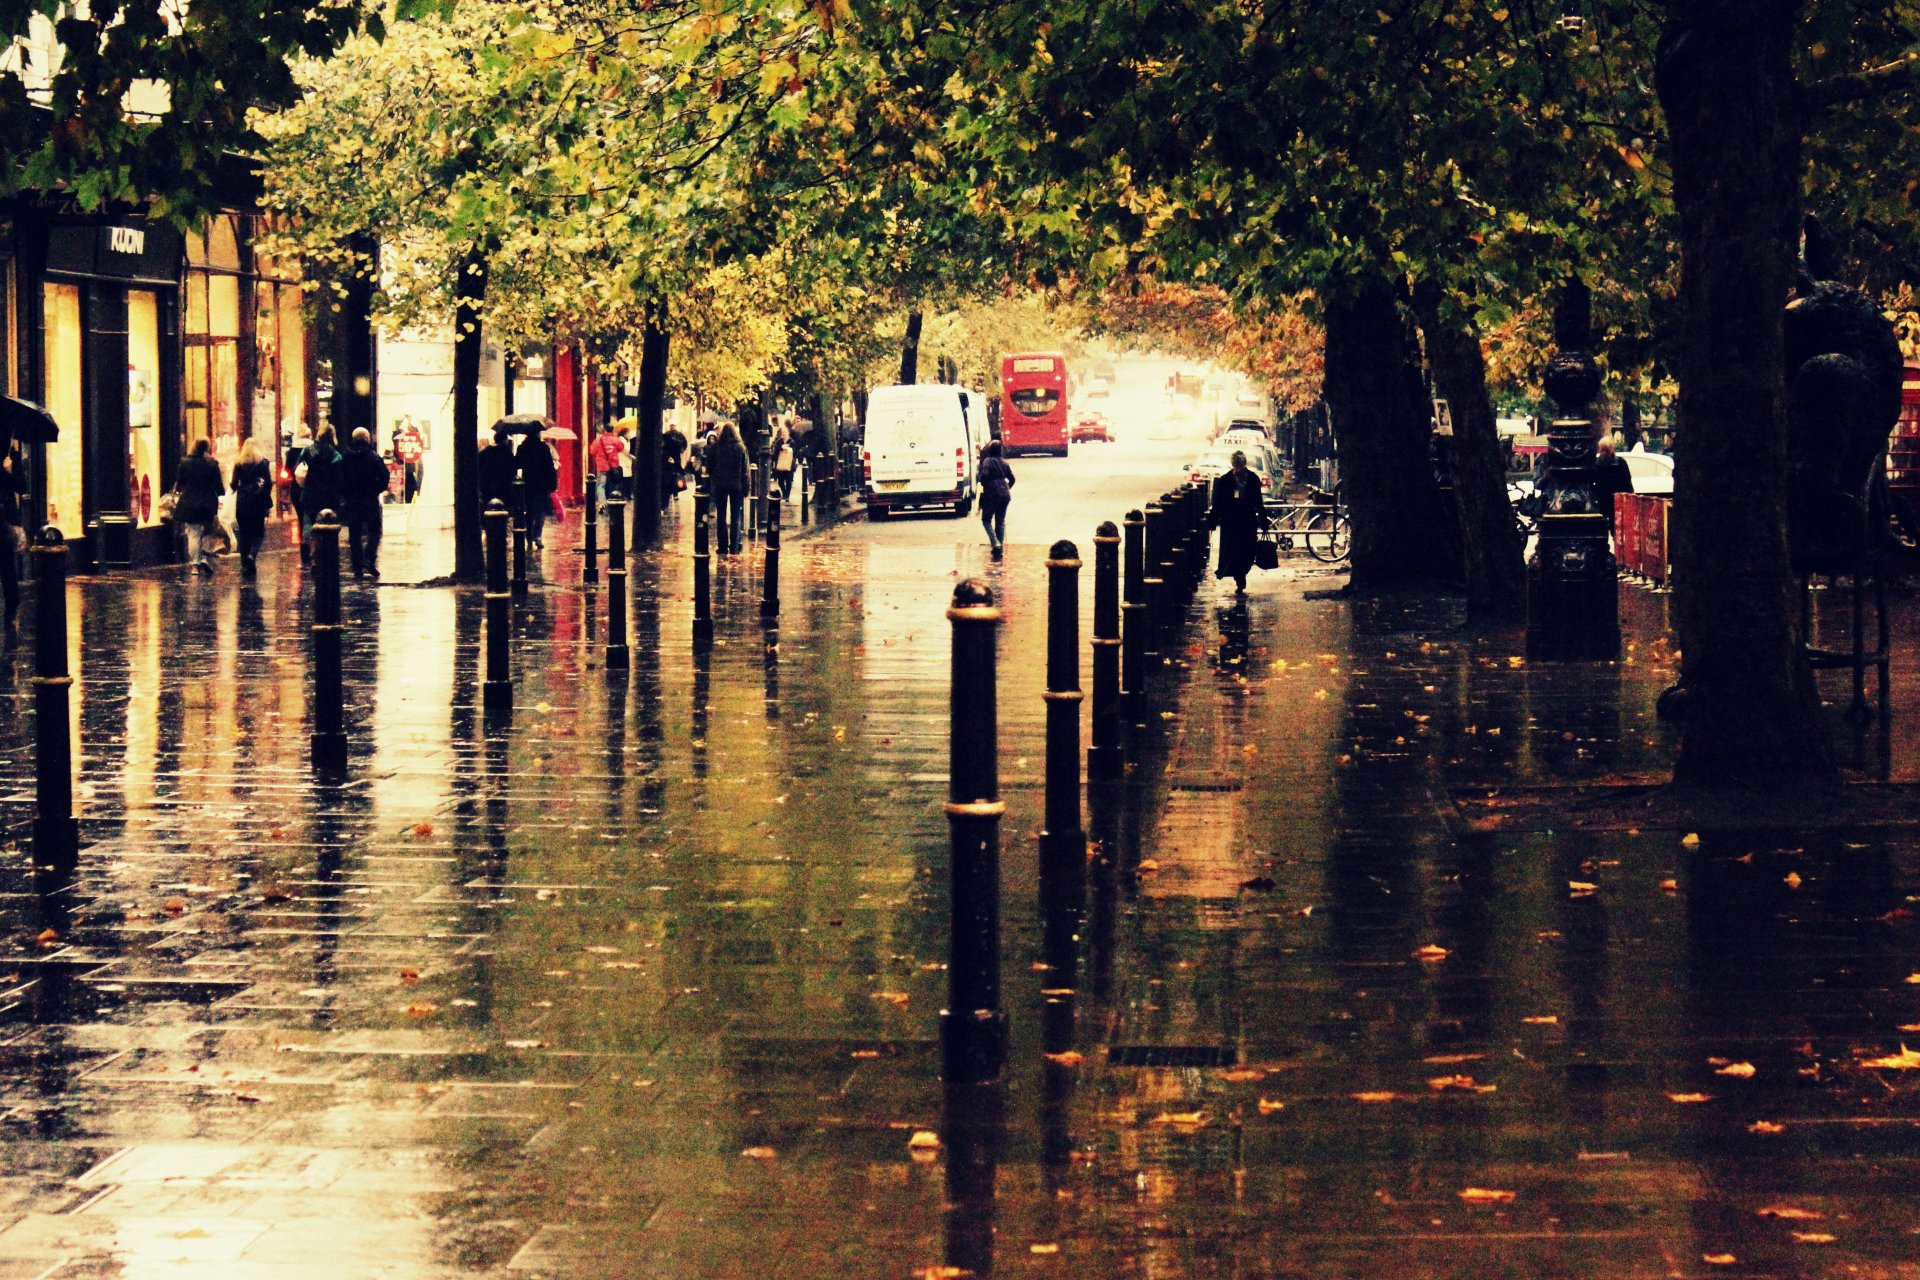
[395, 425, 425, 463]
[46, 222, 183, 285]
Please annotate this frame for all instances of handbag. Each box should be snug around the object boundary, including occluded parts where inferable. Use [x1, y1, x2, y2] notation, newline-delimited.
[1253, 518, 1281, 570]
[157, 489, 180, 523]
[549, 491, 565, 521]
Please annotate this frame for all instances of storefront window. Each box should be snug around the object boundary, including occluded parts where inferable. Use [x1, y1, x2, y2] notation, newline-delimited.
[40, 282, 83, 533]
[128, 290, 162, 527]
[185, 215, 243, 462]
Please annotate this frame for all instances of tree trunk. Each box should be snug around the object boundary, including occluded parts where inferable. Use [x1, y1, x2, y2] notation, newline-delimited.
[632, 302, 668, 551]
[1412, 281, 1527, 622]
[1657, 0, 1836, 789]
[899, 310, 923, 385]
[451, 247, 488, 583]
[337, 232, 379, 440]
[1320, 272, 1461, 591]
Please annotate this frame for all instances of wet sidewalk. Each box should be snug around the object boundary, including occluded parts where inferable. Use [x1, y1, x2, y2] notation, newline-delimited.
[0, 505, 1917, 1279]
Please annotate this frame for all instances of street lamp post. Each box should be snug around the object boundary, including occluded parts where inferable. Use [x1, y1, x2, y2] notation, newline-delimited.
[1525, 281, 1621, 660]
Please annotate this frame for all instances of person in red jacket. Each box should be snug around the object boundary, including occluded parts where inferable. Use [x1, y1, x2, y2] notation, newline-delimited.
[589, 423, 626, 509]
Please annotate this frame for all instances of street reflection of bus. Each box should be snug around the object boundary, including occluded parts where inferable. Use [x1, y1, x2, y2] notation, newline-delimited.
[1000, 351, 1069, 457]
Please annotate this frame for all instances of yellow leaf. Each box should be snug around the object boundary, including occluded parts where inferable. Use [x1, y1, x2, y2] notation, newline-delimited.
[1458, 1187, 1515, 1203]
[1043, 1050, 1085, 1067]
[1351, 1091, 1399, 1103]
[1415, 945, 1449, 962]
[1859, 1044, 1920, 1069]
[1681, 832, 1701, 848]
[1702, 1254, 1736, 1266]
[741, 1146, 777, 1159]
[1568, 881, 1598, 896]
[1667, 1092, 1713, 1104]
[1749, 1120, 1785, 1134]
[1714, 1062, 1756, 1078]
[907, 1130, 941, 1149]
[1791, 1232, 1837, 1244]
[1756, 1206, 1824, 1221]
[1029, 1243, 1060, 1254]
[1154, 1111, 1206, 1126]
[1783, 871, 1803, 889]
[1257, 1098, 1285, 1114]
[871, 991, 910, 1006]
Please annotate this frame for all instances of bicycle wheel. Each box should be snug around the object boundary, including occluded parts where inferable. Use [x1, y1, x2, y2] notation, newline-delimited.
[1304, 511, 1351, 562]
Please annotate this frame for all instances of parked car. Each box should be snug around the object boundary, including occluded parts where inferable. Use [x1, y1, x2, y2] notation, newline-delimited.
[1622, 444, 1674, 495]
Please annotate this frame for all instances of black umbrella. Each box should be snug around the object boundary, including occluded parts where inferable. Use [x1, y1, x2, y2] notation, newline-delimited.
[0, 395, 60, 456]
[495, 413, 552, 436]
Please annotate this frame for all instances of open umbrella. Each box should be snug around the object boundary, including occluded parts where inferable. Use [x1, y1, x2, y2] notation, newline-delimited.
[540, 423, 578, 441]
[0, 395, 60, 456]
[494, 413, 552, 436]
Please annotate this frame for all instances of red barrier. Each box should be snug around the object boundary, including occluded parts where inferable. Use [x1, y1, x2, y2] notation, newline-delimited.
[1612, 494, 1670, 584]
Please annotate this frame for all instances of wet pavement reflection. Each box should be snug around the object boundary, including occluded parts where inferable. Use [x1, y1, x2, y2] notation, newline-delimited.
[0, 483, 1917, 1278]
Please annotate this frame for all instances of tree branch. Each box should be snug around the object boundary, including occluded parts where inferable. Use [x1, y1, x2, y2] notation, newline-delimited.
[1802, 50, 1920, 111]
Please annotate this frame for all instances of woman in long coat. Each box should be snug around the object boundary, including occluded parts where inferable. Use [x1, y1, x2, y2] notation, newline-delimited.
[1207, 450, 1265, 594]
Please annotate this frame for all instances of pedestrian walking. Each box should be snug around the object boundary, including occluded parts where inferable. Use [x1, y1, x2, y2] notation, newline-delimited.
[0, 444, 26, 632]
[340, 426, 389, 581]
[174, 438, 226, 576]
[661, 422, 688, 509]
[707, 420, 751, 554]
[517, 433, 558, 548]
[773, 427, 797, 501]
[230, 437, 274, 580]
[479, 427, 518, 514]
[1592, 434, 1635, 532]
[977, 439, 1015, 561]
[296, 428, 344, 566]
[589, 422, 625, 510]
[1207, 449, 1265, 595]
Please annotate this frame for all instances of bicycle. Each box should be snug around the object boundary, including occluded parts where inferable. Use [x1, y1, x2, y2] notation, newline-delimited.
[1258, 485, 1350, 563]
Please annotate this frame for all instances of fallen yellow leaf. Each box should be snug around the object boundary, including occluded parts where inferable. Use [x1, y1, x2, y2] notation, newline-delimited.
[1219, 1068, 1264, 1081]
[1029, 1243, 1060, 1255]
[1756, 1206, 1824, 1221]
[1137, 859, 1160, 873]
[741, 1146, 777, 1160]
[1791, 1232, 1837, 1244]
[1659, 879, 1679, 893]
[1351, 1091, 1399, 1103]
[1667, 1092, 1713, 1104]
[1714, 1062, 1756, 1078]
[1428, 1075, 1496, 1093]
[1860, 1044, 1920, 1069]
[1415, 945, 1449, 962]
[1154, 1111, 1207, 1126]
[1521, 1015, 1558, 1025]
[1458, 1188, 1515, 1203]
[1783, 871, 1803, 889]
[871, 991, 910, 1006]
[907, 1131, 941, 1150]
[1256, 1098, 1285, 1114]
[1681, 832, 1702, 848]
[1043, 1050, 1085, 1067]
[1702, 1254, 1736, 1266]
[1568, 881, 1598, 896]
[1749, 1120, 1785, 1135]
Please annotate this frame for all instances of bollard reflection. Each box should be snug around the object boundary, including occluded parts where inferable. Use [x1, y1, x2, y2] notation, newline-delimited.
[941, 1075, 1004, 1279]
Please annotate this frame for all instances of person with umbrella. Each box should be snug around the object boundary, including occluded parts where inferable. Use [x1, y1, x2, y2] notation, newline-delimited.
[515, 427, 558, 549]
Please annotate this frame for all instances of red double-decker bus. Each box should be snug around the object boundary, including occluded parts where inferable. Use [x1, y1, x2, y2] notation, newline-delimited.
[999, 351, 1069, 456]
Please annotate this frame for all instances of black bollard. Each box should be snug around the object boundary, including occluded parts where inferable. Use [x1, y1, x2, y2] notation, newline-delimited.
[799, 460, 811, 525]
[748, 456, 763, 541]
[1141, 501, 1166, 653]
[693, 476, 713, 642]
[1089, 520, 1122, 781]
[944, 578, 1006, 1084]
[511, 476, 529, 597]
[761, 473, 781, 619]
[31, 528, 78, 900]
[1157, 494, 1180, 624]
[1040, 540, 1086, 1054]
[606, 496, 630, 670]
[483, 500, 513, 716]
[310, 510, 349, 772]
[582, 490, 599, 587]
[1121, 509, 1146, 723]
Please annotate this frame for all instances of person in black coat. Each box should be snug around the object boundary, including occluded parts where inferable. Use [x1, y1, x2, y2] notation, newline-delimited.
[340, 427, 391, 581]
[706, 422, 751, 554]
[297, 429, 344, 564]
[230, 436, 275, 579]
[517, 434, 558, 547]
[977, 439, 1015, 561]
[661, 424, 688, 509]
[1207, 450, 1265, 594]
[1592, 435, 1634, 532]
[478, 428, 518, 518]
[174, 438, 226, 576]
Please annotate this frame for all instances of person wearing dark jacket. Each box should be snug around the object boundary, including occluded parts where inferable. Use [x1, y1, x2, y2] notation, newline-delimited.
[707, 421, 751, 554]
[478, 428, 518, 517]
[297, 429, 344, 565]
[0, 445, 27, 629]
[517, 434, 558, 547]
[977, 439, 1015, 561]
[1207, 450, 1265, 595]
[661, 424, 688, 509]
[1592, 435, 1635, 532]
[340, 427, 390, 581]
[175, 438, 226, 576]
[230, 436, 274, 579]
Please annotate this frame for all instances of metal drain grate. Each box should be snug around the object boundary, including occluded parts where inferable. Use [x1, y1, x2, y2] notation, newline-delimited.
[1107, 1044, 1237, 1068]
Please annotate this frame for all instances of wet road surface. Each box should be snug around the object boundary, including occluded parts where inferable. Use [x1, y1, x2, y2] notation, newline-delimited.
[0, 440, 1918, 1278]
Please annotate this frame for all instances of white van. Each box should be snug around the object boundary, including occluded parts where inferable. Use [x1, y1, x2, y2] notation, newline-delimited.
[862, 384, 985, 519]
